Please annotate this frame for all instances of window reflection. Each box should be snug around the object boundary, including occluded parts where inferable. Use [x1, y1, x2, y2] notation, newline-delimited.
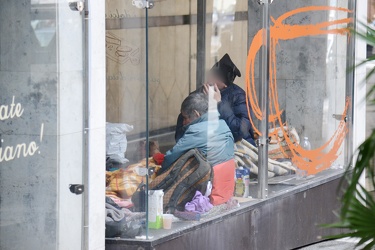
[31, 20, 56, 47]
[31, 1, 56, 47]
[211, 0, 236, 61]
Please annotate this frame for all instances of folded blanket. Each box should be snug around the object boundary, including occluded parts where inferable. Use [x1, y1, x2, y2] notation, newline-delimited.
[234, 139, 296, 177]
[106, 202, 125, 223]
[106, 193, 134, 208]
[268, 126, 300, 159]
[106, 157, 160, 199]
[105, 197, 146, 238]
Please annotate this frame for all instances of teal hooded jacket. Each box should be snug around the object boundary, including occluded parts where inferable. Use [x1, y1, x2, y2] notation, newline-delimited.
[161, 111, 234, 173]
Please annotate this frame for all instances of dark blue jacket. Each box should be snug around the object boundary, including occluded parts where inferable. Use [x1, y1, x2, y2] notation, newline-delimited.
[175, 84, 255, 146]
[217, 84, 255, 145]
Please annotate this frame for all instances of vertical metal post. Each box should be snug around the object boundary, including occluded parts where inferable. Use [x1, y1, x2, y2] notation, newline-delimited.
[82, 1, 89, 249]
[145, 3, 150, 240]
[196, 0, 206, 89]
[247, 0, 252, 51]
[345, 0, 356, 166]
[258, 0, 270, 199]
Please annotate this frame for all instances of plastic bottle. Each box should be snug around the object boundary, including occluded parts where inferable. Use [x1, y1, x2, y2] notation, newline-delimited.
[301, 137, 312, 151]
[235, 167, 244, 197]
[242, 167, 250, 198]
[296, 136, 311, 179]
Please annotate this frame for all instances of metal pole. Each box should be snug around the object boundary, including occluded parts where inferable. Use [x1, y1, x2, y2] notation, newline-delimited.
[145, 4, 150, 239]
[345, 0, 356, 166]
[258, 0, 270, 199]
[82, 1, 89, 248]
[196, 0, 206, 89]
[247, 0, 252, 51]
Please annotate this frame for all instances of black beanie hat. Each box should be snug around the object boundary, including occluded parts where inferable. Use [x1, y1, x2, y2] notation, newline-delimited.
[210, 53, 241, 85]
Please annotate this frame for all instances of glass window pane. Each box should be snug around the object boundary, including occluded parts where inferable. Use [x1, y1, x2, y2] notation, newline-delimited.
[247, 0, 353, 196]
[105, 0, 148, 236]
[105, 0, 258, 241]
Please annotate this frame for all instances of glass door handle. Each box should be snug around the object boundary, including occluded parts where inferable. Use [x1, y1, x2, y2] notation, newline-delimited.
[69, 184, 84, 195]
[69, 1, 84, 12]
[132, 0, 155, 9]
[332, 114, 348, 122]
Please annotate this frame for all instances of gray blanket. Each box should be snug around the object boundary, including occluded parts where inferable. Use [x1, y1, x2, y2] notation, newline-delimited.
[106, 202, 125, 222]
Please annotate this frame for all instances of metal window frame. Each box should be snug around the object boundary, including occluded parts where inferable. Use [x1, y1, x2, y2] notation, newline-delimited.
[257, 0, 271, 199]
[345, 0, 357, 166]
[196, 0, 206, 89]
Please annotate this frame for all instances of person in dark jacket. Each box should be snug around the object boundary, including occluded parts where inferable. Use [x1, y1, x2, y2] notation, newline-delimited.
[175, 54, 255, 146]
[161, 92, 234, 174]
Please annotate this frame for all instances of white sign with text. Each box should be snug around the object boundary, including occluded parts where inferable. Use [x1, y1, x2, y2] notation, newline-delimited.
[0, 96, 44, 162]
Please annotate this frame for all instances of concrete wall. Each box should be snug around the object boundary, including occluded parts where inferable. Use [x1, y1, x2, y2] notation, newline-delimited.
[0, 1, 60, 249]
[0, 1, 106, 249]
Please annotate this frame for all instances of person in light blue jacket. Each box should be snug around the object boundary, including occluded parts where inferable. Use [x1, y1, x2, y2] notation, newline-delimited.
[160, 92, 234, 174]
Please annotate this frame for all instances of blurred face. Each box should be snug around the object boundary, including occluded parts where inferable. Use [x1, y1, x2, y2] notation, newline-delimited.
[206, 73, 226, 90]
[181, 110, 200, 126]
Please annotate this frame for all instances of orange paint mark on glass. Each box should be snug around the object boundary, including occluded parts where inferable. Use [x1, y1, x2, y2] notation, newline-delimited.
[245, 6, 352, 175]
